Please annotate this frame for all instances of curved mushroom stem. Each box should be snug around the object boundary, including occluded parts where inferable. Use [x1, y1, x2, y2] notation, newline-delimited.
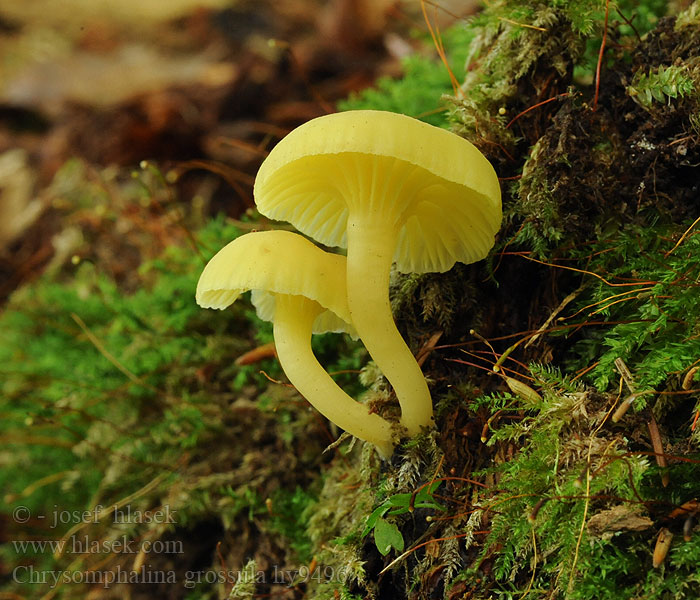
[273, 293, 394, 457]
[345, 218, 434, 436]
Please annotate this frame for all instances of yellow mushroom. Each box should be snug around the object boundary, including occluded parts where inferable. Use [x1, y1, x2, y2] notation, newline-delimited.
[254, 110, 502, 435]
[196, 229, 394, 457]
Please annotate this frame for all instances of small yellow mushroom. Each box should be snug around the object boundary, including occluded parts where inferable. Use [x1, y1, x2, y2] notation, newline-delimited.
[196, 230, 394, 457]
[254, 110, 502, 436]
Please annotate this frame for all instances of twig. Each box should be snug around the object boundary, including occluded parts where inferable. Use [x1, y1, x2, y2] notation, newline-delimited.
[71, 313, 141, 385]
[505, 92, 569, 129]
[664, 214, 700, 257]
[518, 526, 538, 599]
[420, 0, 460, 96]
[416, 331, 444, 368]
[498, 16, 546, 31]
[55, 470, 173, 558]
[614, 357, 636, 393]
[525, 286, 584, 348]
[648, 416, 670, 487]
[592, 0, 611, 110]
[510, 252, 656, 287]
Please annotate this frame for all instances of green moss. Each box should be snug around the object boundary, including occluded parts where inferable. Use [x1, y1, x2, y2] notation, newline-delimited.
[457, 361, 699, 598]
[268, 486, 318, 563]
[628, 64, 697, 109]
[563, 224, 700, 395]
[0, 200, 332, 597]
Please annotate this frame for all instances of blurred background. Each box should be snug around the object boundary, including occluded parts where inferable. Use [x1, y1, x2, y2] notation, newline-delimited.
[0, 0, 478, 303]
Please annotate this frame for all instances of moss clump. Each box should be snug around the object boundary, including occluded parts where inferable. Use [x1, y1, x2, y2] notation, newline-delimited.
[303, 2, 700, 599]
[0, 168, 342, 598]
[511, 12, 700, 255]
[460, 363, 700, 599]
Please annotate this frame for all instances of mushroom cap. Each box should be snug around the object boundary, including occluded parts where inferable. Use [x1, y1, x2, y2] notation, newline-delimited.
[196, 230, 355, 336]
[254, 110, 502, 273]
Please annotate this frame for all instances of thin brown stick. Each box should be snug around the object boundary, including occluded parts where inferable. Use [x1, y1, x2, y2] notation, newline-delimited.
[505, 93, 569, 129]
[648, 416, 670, 487]
[592, 0, 611, 110]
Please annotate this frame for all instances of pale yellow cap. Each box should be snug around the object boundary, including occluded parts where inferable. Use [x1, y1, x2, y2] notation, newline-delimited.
[196, 230, 355, 335]
[254, 110, 502, 273]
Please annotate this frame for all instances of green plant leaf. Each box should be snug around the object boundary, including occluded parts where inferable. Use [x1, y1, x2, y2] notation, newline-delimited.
[362, 504, 390, 537]
[373, 518, 404, 556]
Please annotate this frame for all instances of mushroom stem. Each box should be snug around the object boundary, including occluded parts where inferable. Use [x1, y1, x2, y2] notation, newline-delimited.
[273, 293, 394, 457]
[345, 218, 434, 436]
